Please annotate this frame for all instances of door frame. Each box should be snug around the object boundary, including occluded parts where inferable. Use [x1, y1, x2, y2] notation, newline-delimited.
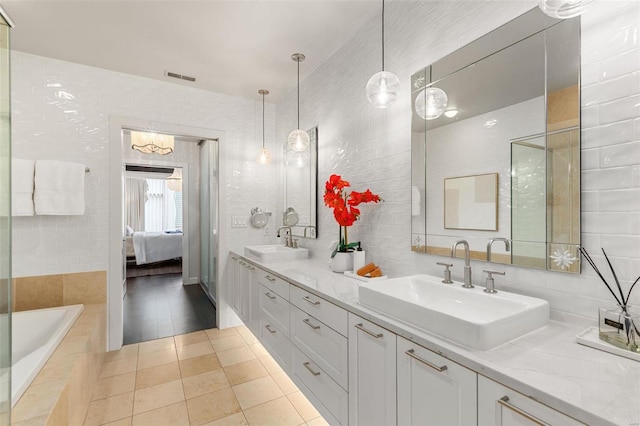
[108, 116, 227, 351]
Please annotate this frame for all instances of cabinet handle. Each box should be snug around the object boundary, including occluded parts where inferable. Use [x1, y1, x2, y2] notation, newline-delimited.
[231, 256, 237, 260]
[405, 349, 447, 372]
[497, 396, 549, 426]
[303, 362, 321, 376]
[303, 296, 320, 306]
[264, 275, 276, 282]
[264, 324, 276, 334]
[265, 292, 276, 300]
[303, 318, 320, 330]
[355, 323, 383, 339]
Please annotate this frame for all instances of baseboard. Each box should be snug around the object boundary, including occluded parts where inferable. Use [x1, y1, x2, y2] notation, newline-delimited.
[184, 277, 199, 285]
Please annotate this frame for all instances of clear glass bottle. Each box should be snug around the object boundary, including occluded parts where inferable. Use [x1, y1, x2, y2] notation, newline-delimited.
[598, 305, 640, 353]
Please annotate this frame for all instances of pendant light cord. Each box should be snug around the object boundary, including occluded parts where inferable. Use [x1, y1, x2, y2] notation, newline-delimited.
[381, 0, 385, 72]
[262, 92, 265, 149]
[297, 58, 300, 129]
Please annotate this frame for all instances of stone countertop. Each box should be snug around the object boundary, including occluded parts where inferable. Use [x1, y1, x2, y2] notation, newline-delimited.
[232, 251, 640, 426]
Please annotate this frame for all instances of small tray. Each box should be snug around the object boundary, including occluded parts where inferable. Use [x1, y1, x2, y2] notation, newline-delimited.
[576, 326, 640, 362]
[344, 270, 388, 282]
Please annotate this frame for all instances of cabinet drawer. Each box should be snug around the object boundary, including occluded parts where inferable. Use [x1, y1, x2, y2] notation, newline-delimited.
[290, 305, 348, 390]
[259, 284, 289, 336]
[289, 285, 347, 336]
[259, 313, 290, 371]
[478, 375, 584, 426]
[292, 344, 348, 425]
[257, 270, 289, 300]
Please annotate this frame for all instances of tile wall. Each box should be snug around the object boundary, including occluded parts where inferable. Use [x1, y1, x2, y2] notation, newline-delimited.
[276, 1, 640, 322]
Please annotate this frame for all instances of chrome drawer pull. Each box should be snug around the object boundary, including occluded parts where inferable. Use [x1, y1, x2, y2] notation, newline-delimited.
[498, 396, 549, 426]
[303, 296, 320, 305]
[405, 349, 447, 372]
[303, 362, 321, 376]
[355, 323, 383, 338]
[265, 275, 276, 282]
[265, 324, 276, 334]
[265, 292, 276, 300]
[303, 318, 320, 330]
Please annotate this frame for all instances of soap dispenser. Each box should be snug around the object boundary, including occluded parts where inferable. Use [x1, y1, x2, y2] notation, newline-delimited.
[353, 243, 365, 273]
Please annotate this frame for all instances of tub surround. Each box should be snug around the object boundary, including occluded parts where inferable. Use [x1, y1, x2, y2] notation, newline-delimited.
[234, 251, 640, 425]
[11, 303, 107, 425]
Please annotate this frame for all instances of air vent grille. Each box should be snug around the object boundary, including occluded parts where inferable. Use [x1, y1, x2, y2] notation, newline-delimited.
[166, 71, 196, 82]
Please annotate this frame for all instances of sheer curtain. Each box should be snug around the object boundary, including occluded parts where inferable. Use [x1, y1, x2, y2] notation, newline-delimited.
[144, 179, 177, 232]
[125, 178, 147, 231]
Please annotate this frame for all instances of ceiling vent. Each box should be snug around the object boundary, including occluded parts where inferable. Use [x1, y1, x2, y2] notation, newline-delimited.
[165, 71, 196, 82]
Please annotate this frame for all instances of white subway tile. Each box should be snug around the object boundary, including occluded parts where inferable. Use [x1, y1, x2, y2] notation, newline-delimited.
[599, 48, 640, 82]
[582, 73, 640, 107]
[582, 167, 632, 190]
[600, 141, 640, 168]
[599, 94, 640, 124]
[599, 188, 640, 212]
[581, 120, 634, 149]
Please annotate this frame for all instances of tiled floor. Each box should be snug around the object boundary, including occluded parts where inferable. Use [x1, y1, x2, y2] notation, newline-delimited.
[85, 325, 329, 426]
[124, 274, 216, 345]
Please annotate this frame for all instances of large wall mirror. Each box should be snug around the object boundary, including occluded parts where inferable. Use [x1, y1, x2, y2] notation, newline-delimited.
[283, 127, 318, 238]
[411, 8, 581, 273]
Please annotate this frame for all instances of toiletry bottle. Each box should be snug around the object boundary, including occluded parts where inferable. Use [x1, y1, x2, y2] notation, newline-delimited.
[353, 243, 365, 273]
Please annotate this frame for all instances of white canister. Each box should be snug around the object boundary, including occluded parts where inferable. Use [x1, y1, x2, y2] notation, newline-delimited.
[352, 247, 365, 273]
[331, 251, 353, 273]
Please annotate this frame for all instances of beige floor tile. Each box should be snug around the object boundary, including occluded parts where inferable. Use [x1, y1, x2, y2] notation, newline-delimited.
[232, 376, 284, 410]
[174, 330, 209, 347]
[137, 347, 177, 370]
[201, 412, 248, 426]
[249, 342, 269, 358]
[99, 357, 138, 379]
[271, 371, 298, 395]
[242, 396, 304, 426]
[239, 332, 258, 345]
[234, 325, 250, 334]
[210, 334, 247, 352]
[179, 353, 222, 378]
[131, 401, 190, 426]
[287, 391, 321, 422]
[104, 418, 133, 426]
[104, 344, 139, 362]
[306, 416, 330, 426]
[11, 379, 66, 423]
[258, 356, 284, 374]
[133, 379, 185, 415]
[182, 369, 230, 400]
[217, 346, 257, 367]
[135, 361, 181, 390]
[186, 388, 241, 426]
[92, 372, 136, 401]
[205, 327, 240, 341]
[83, 391, 134, 426]
[176, 340, 215, 360]
[138, 336, 175, 355]
[223, 359, 269, 386]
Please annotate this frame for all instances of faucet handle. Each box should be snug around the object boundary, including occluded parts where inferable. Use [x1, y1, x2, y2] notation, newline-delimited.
[482, 269, 505, 293]
[436, 262, 454, 284]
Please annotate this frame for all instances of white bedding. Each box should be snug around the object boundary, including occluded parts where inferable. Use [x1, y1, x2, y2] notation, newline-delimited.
[132, 232, 183, 265]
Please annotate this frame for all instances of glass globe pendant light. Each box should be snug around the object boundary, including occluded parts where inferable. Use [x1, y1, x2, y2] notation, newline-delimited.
[287, 53, 310, 152]
[366, 0, 400, 108]
[538, 0, 594, 18]
[257, 89, 272, 165]
[415, 87, 448, 120]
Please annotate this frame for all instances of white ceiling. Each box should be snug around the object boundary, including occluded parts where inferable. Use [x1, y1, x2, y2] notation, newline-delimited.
[3, 1, 379, 102]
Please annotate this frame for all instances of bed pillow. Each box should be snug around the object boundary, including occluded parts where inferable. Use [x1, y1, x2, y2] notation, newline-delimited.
[125, 225, 134, 236]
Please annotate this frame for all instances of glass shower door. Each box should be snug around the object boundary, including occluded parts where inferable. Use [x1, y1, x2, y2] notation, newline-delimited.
[199, 140, 218, 305]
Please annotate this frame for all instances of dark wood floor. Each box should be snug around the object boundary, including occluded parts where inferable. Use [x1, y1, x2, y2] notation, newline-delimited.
[123, 273, 216, 345]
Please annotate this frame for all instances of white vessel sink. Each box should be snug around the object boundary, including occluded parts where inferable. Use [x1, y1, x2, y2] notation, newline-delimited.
[244, 244, 309, 263]
[358, 274, 549, 351]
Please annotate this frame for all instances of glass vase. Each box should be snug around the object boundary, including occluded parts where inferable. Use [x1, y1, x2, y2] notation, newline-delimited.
[598, 305, 640, 353]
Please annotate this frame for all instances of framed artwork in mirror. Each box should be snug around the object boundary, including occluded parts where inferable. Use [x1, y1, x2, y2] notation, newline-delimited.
[444, 173, 497, 231]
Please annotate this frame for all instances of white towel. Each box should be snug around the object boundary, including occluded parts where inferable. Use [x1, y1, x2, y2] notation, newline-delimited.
[11, 159, 35, 216]
[34, 160, 86, 215]
[411, 185, 421, 216]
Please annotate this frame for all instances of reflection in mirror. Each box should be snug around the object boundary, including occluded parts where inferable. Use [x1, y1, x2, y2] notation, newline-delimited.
[444, 173, 497, 231]
[284, 127, 318, 238]
[410, 7, 581, 273]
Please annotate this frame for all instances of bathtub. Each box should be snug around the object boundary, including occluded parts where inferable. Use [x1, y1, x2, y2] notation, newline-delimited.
[11, 304, 84, 407]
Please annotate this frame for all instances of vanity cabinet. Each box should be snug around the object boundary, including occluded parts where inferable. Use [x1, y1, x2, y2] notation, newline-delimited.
[348, 314, 397, 426]
[397, 336, 477, 426]
[478, 376, 584, 426]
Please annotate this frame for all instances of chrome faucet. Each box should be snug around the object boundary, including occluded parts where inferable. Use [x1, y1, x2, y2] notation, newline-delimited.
[451, 240, 473, 288]
[487, 237, 511, 262]
[276, 226, 292, 247]
[303, 226, 316, 238]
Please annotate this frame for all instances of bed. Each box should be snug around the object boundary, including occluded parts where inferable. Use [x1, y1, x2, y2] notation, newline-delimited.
[126, 231, 183, 265]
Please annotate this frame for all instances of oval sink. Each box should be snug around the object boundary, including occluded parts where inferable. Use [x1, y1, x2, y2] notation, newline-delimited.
[358, 274, 549, 350]
[244, 244, 309, 263]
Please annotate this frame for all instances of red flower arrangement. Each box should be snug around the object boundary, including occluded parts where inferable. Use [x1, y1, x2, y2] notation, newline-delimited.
[323, 174, 382, 257]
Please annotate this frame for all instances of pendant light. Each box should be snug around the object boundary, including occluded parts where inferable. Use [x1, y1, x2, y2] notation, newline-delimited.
[166, 168, 182, 192]
[288, 53, 310, 152]
[538, 0, 594, 18]
[257, 89, 272, 165]
[131, 131, 174, 155]
[415, 87, 448, 120]
[366, 0, 400, 108]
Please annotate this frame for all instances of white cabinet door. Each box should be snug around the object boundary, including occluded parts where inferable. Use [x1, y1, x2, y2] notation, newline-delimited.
[397, 337, 477, 426]
[247, 265, 260, 334]
[478, 375, 584, 426]
[348, 314, 397, 426]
